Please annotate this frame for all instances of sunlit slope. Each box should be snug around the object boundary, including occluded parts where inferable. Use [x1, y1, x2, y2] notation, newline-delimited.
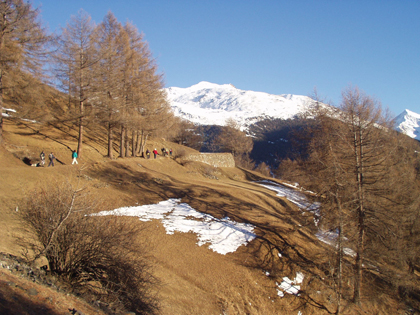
[0, 118, 383, 314]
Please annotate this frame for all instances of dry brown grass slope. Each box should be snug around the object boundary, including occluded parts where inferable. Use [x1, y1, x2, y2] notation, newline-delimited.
[0, 118, 401, 315]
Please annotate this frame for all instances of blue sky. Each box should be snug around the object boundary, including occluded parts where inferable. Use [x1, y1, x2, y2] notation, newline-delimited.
[33, 0, 420, 116]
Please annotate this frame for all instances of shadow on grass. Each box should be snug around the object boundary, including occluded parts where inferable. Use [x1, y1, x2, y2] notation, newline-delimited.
[86, 159, 342, 313]
[0, 290, 62, 315]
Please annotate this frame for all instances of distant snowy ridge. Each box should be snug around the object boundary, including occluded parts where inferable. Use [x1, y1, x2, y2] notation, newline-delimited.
[165, 82, 420, 140]
[165, 81, 317, 129]
[394, 109, 420, 140]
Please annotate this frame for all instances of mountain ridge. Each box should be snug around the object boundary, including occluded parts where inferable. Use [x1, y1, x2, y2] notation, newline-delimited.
[394, 109, 420, 140]
[165, 81, 316, 129]
[165, 82, 420, 140]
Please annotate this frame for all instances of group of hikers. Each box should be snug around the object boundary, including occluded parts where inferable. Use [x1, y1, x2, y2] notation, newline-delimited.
[38, 147, 171, 166]
[38, 150, 78, 167]
[145, 148, 173, 159]
[39, 151, 55, 167]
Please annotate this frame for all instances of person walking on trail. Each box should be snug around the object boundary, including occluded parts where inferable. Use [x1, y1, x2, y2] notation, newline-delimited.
[170, 149, 173, 156]
[48, 152, 55, 167]
[146, 149, 150, 159]
[153, 149, 158, 159]
[72, 150, 78, 165]
[40, 151, 45, 166]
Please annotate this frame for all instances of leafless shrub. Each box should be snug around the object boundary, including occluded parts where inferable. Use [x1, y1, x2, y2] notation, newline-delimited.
[173, 148, 190, 166]
[19, 181, 159, 314]
[173, 148, 187, 159]
[201, 165, 219, 179]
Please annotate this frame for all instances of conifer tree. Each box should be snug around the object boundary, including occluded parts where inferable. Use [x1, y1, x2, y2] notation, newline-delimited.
[118, 21, 150, 158]
[92, 13, 171, 158]
[54, 9, 96, 158]
[93, 12, 125, 159]
[123, 22, 171, 157]
[0, 0, 50, 144]
[298, 86, 417, 310]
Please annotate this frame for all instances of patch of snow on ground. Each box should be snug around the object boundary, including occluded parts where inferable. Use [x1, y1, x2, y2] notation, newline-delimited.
[257, 180, 320, 217]
[257, 181, 356, 257]
[95, 198, 256, 255]
[315, 230, 356, 257]
[276, 272, 304, 297]
[2, 107, 16, 117]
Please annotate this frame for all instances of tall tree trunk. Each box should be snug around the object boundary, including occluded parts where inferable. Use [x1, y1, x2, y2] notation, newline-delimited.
[125, 129, 130, 157]
[329, 140, 344, 314]
[77, 100, 84, 158]
[353, 126, 365, 305]
[140, 134, 148, 157]
[336, 193, 343, 314]
[136, 130, 148, 157]
[0, 70, 3, 145]
[77, 50, 85, 158]
[135, 130, 140, 156]
[120, 124, 125, 158]
[135, 130, 142, 156]
[132, 130, 136, 157]
[107, 121, 113, 159]
[0, 18, 6, 145]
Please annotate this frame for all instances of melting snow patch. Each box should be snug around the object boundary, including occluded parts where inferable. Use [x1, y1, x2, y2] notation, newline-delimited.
[257, 180, 319, 214]
[257, 180, 320, 225]
[257, 181, 356, 257]
[315, 230, 356, 257]
[276, 272, 304, 298]
[95, 198, 256, 255]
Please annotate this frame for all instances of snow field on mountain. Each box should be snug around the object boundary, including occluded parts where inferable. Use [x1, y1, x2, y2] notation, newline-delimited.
[394, 109, 420, 140]
[165, 81, 314, 128]
[166, 82, 419, 139]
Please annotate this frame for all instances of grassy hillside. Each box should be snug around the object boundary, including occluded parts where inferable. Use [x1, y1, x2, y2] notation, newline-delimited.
[0, 117, 409, 314]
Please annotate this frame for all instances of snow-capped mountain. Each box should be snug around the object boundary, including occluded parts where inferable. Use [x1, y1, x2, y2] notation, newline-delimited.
[394, 109, 420, 140]
[165, 81, 316, 129]
[165, 81, 420, 141]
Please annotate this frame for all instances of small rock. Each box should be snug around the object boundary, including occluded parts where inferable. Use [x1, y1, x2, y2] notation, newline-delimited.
[68, 308, 85, 315]
[27, 288, 38, 296]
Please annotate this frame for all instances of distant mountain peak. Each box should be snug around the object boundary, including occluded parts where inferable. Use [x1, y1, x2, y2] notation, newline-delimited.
[191, 81, 235, 89]
[166, 82, 420, 140]
[395, 109, 420, 140]
[165, 82, 316, 128]
[401, 109, 420, 118]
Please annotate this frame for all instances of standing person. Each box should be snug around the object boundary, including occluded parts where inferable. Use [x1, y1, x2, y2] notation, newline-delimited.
[40, 151, 45, 166]
[146, 149, 150, 159]
[72, 150, 78, 165]
[153, 148, 158, 159]
[48, 152, 55, 167]
[170, 149, 173, 156]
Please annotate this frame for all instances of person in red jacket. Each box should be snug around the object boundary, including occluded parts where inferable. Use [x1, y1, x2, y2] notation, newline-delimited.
[152, 149, 158, 159]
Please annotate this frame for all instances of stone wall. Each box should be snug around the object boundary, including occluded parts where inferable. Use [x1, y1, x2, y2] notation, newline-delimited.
[183, 153, 235, 168]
